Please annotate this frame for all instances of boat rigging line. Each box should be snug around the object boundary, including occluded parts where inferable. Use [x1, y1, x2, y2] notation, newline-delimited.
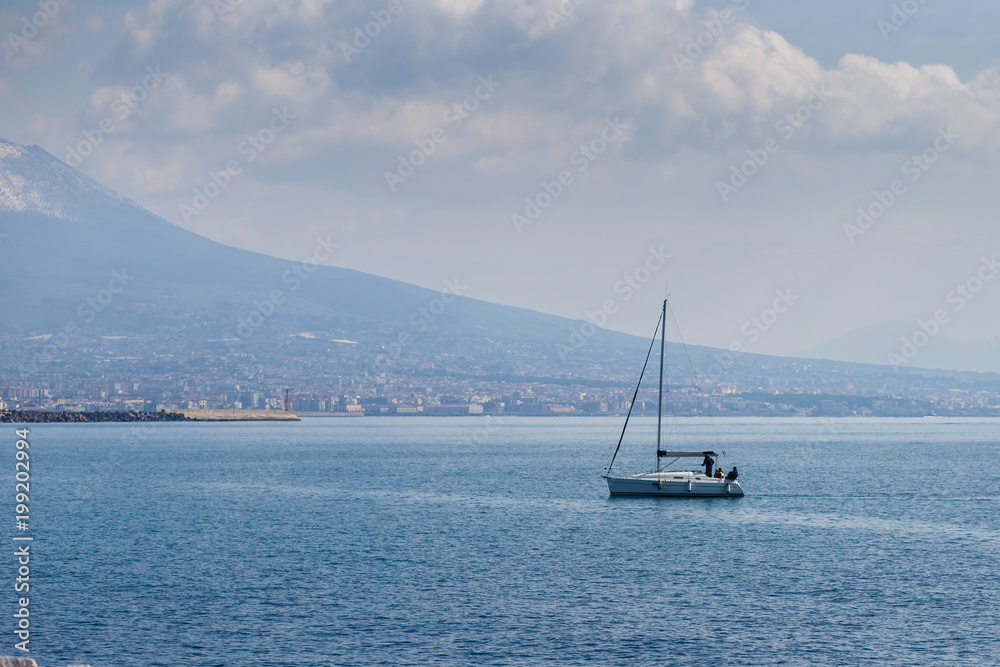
[665, 299, 727, 458]
[606, 308, 663, 474]
[656, 298, 666, 472]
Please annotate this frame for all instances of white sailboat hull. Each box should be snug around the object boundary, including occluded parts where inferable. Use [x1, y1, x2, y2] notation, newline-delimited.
[603, 299, 746, 498]
[604, 471, 744, 497]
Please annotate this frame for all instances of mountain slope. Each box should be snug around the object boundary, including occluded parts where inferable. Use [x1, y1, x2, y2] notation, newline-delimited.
[3, 137, 1000, 411]
[0, 138, 650, 366]
[801, 322, 1000, 374]
[0, 141, 142, 219]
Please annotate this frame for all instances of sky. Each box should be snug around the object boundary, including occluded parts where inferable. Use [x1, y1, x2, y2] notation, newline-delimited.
[3, 0, 1000, 371]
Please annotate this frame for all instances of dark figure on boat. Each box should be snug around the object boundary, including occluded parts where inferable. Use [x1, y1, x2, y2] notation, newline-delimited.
[703, 454, 714, 478]
[726, 466, 739, 481]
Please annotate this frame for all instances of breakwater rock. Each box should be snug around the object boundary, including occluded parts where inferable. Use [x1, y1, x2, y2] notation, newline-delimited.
[0, 410, 191, 423]
[0, 658, 91, 667]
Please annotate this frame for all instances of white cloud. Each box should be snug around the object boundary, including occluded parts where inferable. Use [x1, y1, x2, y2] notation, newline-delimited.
[8, 0, 993, 367]
[820, 55, 999, 147]
[83, 140, 191, 196]
[251, 62, 330, 104]
[435, 0, 484, 19]
[84, 0, 1000, 175]
[2, 31, 54, 69]
[67, 0, 1000, 225]
[0, 0, 74, 69]
[120, 0, 176, 58]
[673, 0, 694, 16]
[144, 75, 243, 133]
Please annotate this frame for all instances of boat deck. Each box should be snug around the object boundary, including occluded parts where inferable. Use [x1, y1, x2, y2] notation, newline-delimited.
[604, 470, 743, 497]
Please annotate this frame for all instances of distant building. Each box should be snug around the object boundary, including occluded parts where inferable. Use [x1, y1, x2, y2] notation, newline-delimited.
[422, 404, 483, 416]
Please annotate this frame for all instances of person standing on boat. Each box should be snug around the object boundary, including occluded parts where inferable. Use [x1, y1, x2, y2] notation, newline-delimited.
[726, 466, 739, 481]
[703, 454, 714, 478]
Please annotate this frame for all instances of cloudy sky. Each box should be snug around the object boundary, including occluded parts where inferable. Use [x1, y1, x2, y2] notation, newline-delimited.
[4, 0, 1000, 369]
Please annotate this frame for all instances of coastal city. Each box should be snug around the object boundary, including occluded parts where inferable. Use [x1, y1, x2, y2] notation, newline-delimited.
[4, 329, 1000, 418]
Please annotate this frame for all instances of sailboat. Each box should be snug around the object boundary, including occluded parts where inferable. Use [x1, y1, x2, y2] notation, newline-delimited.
[602, 298, 744, 497]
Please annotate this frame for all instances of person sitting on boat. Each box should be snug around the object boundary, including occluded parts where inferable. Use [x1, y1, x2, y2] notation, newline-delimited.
[714, 467, 724, 479]
[702, 454, 714, 477]
[725, 466, 739, 481]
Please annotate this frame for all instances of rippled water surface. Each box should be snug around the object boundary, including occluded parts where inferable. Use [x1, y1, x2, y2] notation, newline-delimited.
[21, 417, 1000, 665]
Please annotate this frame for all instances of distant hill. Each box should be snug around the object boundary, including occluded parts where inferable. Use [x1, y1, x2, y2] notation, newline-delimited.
[0, 140, 597, 336]
[0, 138, 653, 374]
[801, 322, 1000, 375]
[2, 137, 999, 406]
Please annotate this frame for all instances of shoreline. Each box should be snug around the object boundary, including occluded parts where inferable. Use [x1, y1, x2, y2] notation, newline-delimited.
[3, 411, 997, 424]
[0, 409, 301, 423]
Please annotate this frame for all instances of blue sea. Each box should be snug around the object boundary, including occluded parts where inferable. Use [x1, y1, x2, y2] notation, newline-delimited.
[17, 417, 1000, 666]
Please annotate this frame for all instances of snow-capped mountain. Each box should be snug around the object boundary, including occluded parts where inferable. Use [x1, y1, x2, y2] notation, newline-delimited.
[0, 139, 141, 220]
[1, 138, 995, 391]
[0, 137, 639, 360]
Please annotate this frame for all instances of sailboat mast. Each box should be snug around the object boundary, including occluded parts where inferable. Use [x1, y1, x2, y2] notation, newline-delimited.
[656, 298, 666, 472]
